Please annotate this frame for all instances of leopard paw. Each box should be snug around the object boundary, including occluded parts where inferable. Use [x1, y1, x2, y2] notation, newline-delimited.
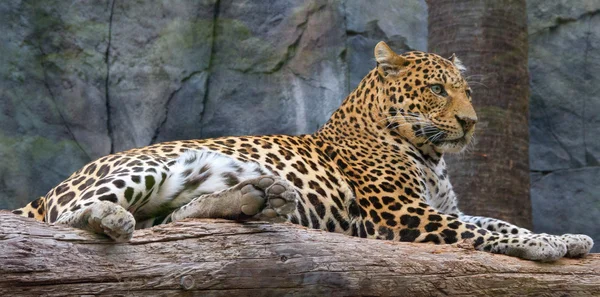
[238, 176, 298, 220]
[561, 234, 594, 258]
[86, 201, 136, 242]
[491, 236, 567, 262]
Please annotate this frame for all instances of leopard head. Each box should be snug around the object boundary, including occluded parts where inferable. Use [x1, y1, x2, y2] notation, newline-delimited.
[373, 41, 477, 154]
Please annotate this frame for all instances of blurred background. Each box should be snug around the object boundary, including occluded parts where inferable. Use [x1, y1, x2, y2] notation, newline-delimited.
[0, 0, 598, 252]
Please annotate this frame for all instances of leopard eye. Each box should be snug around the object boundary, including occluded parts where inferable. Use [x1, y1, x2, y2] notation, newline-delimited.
[466, 89, 472, 97]
[430, 84, 446, 96]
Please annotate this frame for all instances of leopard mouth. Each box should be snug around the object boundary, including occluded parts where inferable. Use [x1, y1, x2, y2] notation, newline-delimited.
[427, 132, 464, 145]
[431, 135, 469, 153]
[442, 136, 466, 144]
[432, 135, 467, 148]
[418, 124, 468, 147]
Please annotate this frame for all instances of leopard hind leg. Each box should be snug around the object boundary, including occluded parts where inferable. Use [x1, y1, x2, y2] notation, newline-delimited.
[135, 150, 297, 227]
[163, 175, 298, 224]
[48, 152, 173, 242]
[45, 149, 296, 241]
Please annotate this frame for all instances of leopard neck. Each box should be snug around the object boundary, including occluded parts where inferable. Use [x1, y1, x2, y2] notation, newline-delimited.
[313, 69, 442, 163]
[314, 70, 382, 143]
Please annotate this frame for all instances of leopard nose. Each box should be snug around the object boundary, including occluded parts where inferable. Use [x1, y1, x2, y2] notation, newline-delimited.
[455, 115, 477, 132]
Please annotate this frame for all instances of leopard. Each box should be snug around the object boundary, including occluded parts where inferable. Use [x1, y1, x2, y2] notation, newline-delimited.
[12, 41, 593, 261]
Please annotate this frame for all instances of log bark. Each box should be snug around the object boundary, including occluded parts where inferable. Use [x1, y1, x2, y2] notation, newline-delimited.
[1, 211, 598, 297]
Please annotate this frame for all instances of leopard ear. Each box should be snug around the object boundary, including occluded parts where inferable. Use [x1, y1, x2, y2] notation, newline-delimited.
[449, 53, 466, 72]
[374, 41, 408, 77]
[449, 53, 457, 63]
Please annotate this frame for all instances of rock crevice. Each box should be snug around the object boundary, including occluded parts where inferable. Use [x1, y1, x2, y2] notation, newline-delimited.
[105, 0, 116, 154]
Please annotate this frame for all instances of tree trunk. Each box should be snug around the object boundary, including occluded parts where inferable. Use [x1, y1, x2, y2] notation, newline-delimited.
[426, 0, 532, 228]
[1, 212, 598, 296]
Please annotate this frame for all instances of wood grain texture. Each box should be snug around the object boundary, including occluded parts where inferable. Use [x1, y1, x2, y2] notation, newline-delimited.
[1, 211, 598, 296]
[427, 0, 532, 228]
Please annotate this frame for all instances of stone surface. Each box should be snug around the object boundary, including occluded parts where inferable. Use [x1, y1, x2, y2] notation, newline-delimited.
[107, 0, 216, 151]
[531, 168, 600, 252]
[528, 2, 600, 171]
[527, 0, 600, 34]
[0, 0, 111, 209]
[200, 0, 347, 137]
[527, 0, 600, 252]
[344, 1, 428, 87]
[0, 0, 427, 209]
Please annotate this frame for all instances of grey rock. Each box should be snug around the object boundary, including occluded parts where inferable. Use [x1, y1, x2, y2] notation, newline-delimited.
[345, 0, 427, 88]
[107, 0, 216, 152]
[531, 168, 600, 253]
[0, 0, 110, 209]
[200, 0, 347, 137]
[344, 0, 427, 50]
[528, 11, 600, 171]
[528, 0, 600, 251]
[152, 71, 209, 143]
[527, 0, 600, 34]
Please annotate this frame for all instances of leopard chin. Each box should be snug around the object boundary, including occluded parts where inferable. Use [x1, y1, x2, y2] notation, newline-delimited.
[434, 136, 471, 153]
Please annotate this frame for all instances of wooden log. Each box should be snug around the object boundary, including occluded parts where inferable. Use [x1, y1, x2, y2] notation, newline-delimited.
[0, 211, 598, 296]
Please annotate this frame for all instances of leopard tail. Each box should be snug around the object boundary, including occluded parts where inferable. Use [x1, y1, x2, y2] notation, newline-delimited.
[12, 196, 46, 222]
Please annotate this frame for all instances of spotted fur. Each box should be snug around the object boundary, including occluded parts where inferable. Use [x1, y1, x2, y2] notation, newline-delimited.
[13, 41, 592, 261]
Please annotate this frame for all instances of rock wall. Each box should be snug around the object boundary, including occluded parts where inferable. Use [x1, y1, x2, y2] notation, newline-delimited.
[0, 0, 427, 208]
[1, 0, 597, 252]
[527, 0, 600, 252]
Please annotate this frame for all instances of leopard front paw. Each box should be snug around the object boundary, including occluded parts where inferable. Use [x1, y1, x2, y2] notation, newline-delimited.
[560, 234, 594, 258]
[489, 236, 567, 262]
[87, 201, 136, 242]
